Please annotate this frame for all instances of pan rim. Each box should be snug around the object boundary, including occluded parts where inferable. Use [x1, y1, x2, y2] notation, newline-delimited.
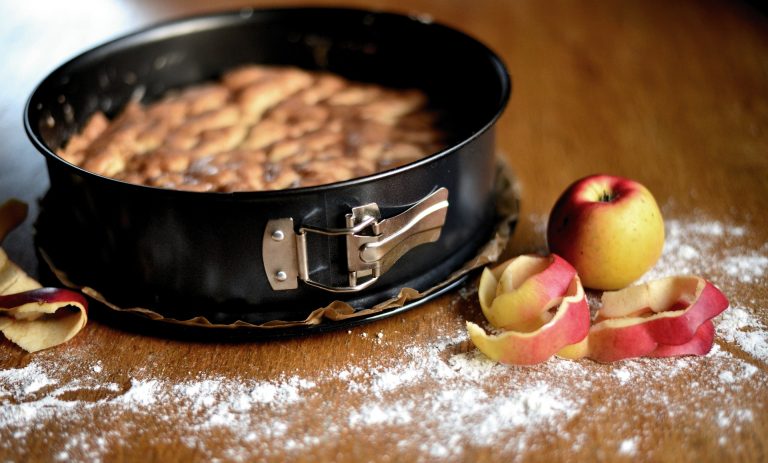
[23, 6, 512, 200]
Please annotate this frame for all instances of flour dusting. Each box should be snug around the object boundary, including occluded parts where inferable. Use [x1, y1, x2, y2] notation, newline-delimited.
[716, 307, 768, 363]
[618, 437, 639, 456]
[0, 214, 766, 461]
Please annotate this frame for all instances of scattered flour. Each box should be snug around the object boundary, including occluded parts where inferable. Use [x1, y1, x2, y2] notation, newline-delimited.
[640, 217, 765, 285]
[716, 307, 768, 363]
[1, 323, 764, 462]
[618, 437, 639, 456]
[0, 363, 56, 398]
[612, 367, 632, 385]
[0, 214, 766, 462]
[722, 255, 768, 284]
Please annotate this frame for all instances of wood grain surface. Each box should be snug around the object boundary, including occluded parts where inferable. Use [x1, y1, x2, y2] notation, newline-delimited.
[1, 1, 767, 462]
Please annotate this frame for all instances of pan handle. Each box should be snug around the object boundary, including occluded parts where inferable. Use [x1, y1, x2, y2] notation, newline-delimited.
[263, 188, 449, 292]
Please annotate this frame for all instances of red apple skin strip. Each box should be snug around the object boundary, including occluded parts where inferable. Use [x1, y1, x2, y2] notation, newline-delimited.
[639, 280, 727, 345]
[586, 277, 728, 362]
[585, 319, 659, 362]
[481, 254, 577, 331]
[0, 201, 91, 352]
[556, 335, 589, 359]
[0, 287, 88, 312]
[467, 276, 590, 365]
[649, 320, 715, 358]
[599, 277, 728, 345]
[598, 276, 696, 318]
[599, 276, 728, 345]
[0, 288, 89, 353]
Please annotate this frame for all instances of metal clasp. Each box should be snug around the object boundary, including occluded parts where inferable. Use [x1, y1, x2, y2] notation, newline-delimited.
[263, 188, 449, 293]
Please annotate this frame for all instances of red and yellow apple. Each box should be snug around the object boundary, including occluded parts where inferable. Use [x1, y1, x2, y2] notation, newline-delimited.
[468, 254, 590, 365]
[547, 174, 665, 290]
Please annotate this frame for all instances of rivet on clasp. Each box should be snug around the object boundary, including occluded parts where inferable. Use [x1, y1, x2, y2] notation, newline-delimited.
[262, 187, 449, 293]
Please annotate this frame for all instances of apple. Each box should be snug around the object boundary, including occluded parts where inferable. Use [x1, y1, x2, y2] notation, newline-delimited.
[479, 254, 577, 331]
[547, 174, 665, 290]
[467, 274, 590, 365]
[573, 276, 728, 362]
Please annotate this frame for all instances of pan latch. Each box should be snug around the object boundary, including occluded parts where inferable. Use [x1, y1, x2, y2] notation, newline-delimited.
[263, 188, 449, 293]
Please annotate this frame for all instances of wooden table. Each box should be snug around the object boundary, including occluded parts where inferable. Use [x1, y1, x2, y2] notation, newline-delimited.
[1, 1, 766, 462]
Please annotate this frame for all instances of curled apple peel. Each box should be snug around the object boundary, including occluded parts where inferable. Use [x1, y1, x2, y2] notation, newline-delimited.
[480, 254, 578, 331]
[0, 287, 88, 352]
[468, 254, 590, 365]
[598, 276, 727, 345]
[649, 320, 715, 359]
[469, 253, 730, 365]
[575, 276, 729, 363]
[0, 200, 89, 352]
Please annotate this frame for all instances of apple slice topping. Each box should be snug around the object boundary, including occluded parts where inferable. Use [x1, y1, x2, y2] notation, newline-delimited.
[468, 254, 590, 365]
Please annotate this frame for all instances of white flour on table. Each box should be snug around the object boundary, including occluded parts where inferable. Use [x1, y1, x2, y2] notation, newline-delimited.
[0, 213, 766, 462]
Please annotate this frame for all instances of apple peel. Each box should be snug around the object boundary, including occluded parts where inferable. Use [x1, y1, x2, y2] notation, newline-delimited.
[0, 287, 88, 353]
[648, 320, 715, 358]
[468, 269, 590, 366]
[0, 200, 89, 352]
[479, 254, 578, 331]
[584, 276, 728, 363]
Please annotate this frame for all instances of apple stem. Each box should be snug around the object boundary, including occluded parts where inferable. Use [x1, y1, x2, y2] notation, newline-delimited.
[598, 190, 614, 202]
